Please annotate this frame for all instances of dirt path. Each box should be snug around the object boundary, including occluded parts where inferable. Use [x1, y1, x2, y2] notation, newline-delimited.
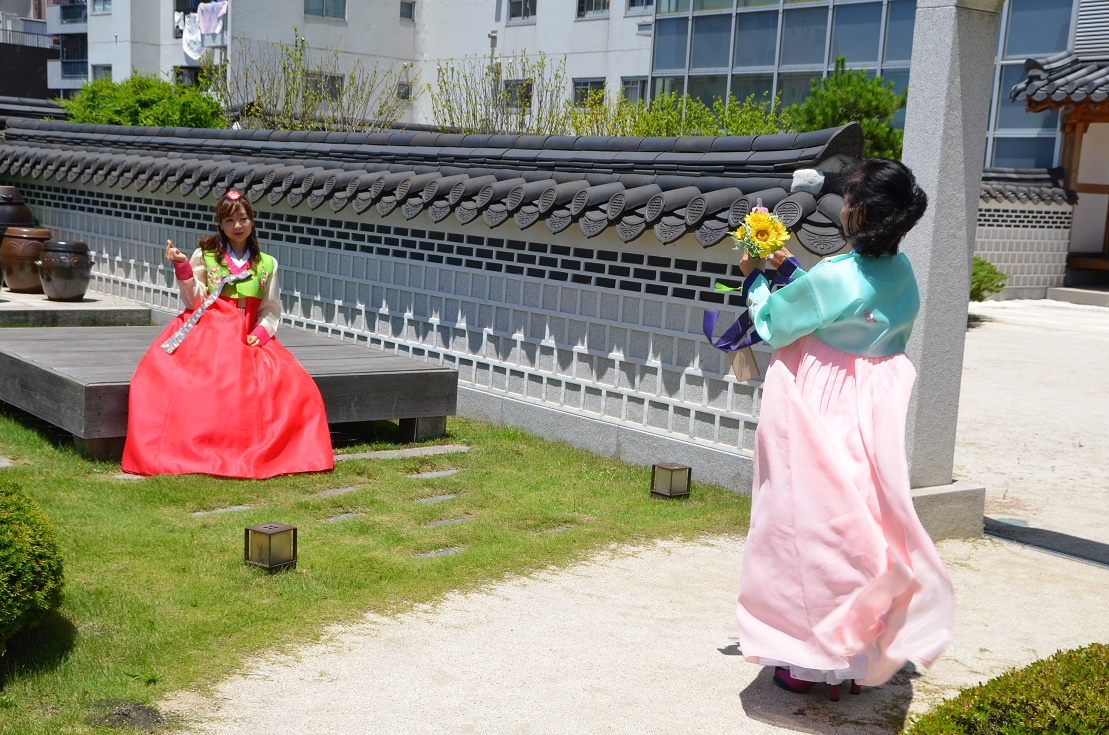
[167, 300, 1109, 735]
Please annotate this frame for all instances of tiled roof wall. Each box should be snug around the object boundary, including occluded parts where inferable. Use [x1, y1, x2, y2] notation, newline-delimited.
[0, 118, 863, 254]
[1010, 51, 1109, 110]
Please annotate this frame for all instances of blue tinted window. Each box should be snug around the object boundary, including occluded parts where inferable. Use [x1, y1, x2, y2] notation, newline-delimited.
[780, 7, 828, 67]
[734, 11, 778, 68]
[653, 76, 686, 97]
[657, 0, 690, 12]
[654, 17, 689, 70]
[1005, 0, 1073, 58]
[778, 72, 822, 106]
[691, 14, 733, 69]
[832, 3, 881, 64]
[688, 75, 729, 106]
[731, 73, 774, 102]
[883, 0, 916, 63]
[881, 68, 909, 128]
[992, 137, 1057, 168]
[995, 64, 1059, 131]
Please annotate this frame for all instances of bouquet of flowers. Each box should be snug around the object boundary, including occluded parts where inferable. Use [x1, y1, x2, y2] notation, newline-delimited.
[732, 204, 790, 259]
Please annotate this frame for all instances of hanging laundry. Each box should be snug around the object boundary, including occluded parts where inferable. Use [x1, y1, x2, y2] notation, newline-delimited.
[182, 13, 203, 60]
[197, 0, 225, 34]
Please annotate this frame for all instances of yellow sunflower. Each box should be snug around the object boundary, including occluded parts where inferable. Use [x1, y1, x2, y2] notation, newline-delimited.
[742, 210, 790, 258]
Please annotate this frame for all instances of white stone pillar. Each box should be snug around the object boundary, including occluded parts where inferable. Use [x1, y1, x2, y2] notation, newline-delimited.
[900, 0, 1003, 489]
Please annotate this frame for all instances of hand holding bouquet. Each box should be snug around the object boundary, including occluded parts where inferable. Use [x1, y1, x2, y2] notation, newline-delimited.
[732, 205, 790, 259]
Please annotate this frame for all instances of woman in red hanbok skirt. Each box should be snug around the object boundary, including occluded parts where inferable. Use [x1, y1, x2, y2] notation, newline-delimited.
[122, 191, 333, 479]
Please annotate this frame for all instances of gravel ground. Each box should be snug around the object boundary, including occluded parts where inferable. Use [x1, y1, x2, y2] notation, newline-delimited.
[166, 300, 1109, 735]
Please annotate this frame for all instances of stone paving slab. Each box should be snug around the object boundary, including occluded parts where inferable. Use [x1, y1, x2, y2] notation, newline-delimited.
[412, 547, 464, 559]
[407, 470, 460, 479]
[314, 487, 360, 498]
[423, 516, 474, 529]
[326, 513, 365, 523]
[416, 494, 458, 504]
[192, 505, 252, 517]
[0, 456, 11, 468]
[334, 445, 469, 462]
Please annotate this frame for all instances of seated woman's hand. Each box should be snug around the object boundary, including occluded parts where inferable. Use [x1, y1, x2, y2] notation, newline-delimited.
[245, 334, 260, 347]
[164, 239, 189, 263]
[766, 247, 793, 268]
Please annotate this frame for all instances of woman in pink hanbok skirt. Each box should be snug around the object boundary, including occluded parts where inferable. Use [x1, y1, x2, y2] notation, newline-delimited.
[734, 158, 955, 699]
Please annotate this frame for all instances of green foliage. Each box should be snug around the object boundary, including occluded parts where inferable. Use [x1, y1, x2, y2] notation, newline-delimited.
[209, 30, 414, 132]
[430, 54, 797, 137]
[429, 51, 569, 135]
[0, 480, 63, 654]
[58, 73, 226, 128]
[905, 643, 1109, 735]
[0, 412, 749, 734]
[792, 58, 906, 159]
[970, 256, 1009, 301]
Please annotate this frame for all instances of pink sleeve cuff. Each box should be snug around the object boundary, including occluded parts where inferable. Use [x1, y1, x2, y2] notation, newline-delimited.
[173, 260, 194, 280]
[250, 325, 272, 345]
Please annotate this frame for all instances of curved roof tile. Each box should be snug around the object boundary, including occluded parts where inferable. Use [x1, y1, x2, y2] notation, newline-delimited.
[0, 119, 864, 252]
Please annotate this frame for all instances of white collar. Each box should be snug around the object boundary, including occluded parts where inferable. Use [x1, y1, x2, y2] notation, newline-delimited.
[226, 245, 250, 269]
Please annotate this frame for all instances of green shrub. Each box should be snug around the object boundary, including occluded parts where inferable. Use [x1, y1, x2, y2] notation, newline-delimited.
[793, 57, 906, 159]
[0, 480, 64, 654]
[971, 256, 1009, 301]
[58, 73, 225, 128]
[905, 643, 1109, 734]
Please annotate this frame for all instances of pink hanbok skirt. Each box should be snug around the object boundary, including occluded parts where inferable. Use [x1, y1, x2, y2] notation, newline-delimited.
[736, 335, 954, 686]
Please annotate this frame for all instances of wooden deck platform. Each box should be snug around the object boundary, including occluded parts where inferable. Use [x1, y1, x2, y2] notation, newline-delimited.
[0, 326, 458, 459]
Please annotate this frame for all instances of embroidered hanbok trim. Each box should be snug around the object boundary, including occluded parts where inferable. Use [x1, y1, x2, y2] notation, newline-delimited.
[161, 271, 252, 354]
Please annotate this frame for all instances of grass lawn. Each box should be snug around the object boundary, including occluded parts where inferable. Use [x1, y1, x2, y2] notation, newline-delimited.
[0, 408, 751, 734]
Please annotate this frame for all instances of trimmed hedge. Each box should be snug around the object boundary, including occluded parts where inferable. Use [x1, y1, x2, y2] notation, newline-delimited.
[905, 643, 1109, 734]
[0, 480, 64, 654]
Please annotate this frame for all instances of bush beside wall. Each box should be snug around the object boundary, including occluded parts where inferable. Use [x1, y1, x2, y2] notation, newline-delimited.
[0, 480, 64, 654]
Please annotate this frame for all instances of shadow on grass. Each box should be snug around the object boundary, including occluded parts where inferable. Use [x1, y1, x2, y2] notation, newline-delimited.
[329, 419, 404, 451]
[738, 661, 918, 734]
[0, 610, 77, 689]
[0, 400, 73, 453]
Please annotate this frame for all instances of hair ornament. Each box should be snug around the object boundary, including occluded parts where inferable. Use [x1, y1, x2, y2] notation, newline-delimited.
[226, 189, 241, 201]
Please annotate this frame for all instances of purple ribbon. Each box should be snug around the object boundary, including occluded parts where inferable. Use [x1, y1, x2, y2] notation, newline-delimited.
[703, 258, 801, 353]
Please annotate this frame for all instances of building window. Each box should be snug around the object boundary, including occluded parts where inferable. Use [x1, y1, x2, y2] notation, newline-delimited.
[779, 7, 828, 67]
[306, 72, 344, 102]
[508, 0, 536, 21]
[1004, 0, 1072, 58]
[883, 0, 916, 64]
[504, 79, 533, 109]
[694, 0, 731, 9]
[656, 0, 689, 13]
[621, 77, 648, 103]
[690, 14, 731, 70]
[992, 137, 1057, 169]
[91, 65, 112, 82]
[400, 1, 415, 19]
[304, 0, 346, 19]
[653, 17, 688, 71]
[730, 73, 774, 103]
[627, 0, 654, 10]
[175, 66, 201, 86]
[578, 0, 609, 17]
[831, 3, 882, 65]
[396, 80, 413, 99]
[92, 0, 112, 13]
[733, 11, 778, 69]
[573, 78, 605, 105]
[687, 74, 727, 106]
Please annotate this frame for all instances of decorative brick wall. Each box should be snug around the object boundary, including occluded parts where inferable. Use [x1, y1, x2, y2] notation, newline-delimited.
[17, 179, 764, 491]
[974, 201, 1073, 299]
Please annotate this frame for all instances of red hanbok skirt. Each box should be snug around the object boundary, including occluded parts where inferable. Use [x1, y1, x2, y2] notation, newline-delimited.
[122, 297, 334, 479]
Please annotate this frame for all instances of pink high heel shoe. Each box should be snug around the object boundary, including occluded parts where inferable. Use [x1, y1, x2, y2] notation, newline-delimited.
[774, 668, 862, 700]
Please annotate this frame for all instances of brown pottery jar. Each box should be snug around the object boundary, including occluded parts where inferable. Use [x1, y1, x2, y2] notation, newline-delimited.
[38, 240, 93, 301]
[0, 187, 35, 230]
[1, 227, 50, 293]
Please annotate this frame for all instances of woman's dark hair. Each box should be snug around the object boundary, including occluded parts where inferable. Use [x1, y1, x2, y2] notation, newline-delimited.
[198, 192, 262, 268]
[839, 158, 928, 257]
